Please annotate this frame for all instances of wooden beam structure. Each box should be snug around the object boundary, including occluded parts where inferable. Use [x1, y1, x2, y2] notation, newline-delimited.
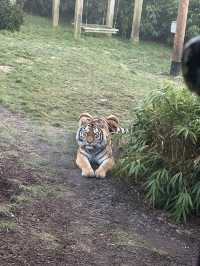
[106, 0, 115, 28]
[74, 0, 84, 39]
[52, 0, 60, 27]
[52, 0, 138, 40]
[81, 24, 119, 34]
[170, 0, 190, 76]
[74, 0, 117, 38]
[131, 0, 144, 43]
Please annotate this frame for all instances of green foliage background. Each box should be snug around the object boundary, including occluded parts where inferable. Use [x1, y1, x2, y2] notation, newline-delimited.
[0, 0, 23, 31]
[23, 0, 200, 42]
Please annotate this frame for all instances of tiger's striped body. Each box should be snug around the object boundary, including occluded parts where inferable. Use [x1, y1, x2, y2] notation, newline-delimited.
[76, 113, 127, 178]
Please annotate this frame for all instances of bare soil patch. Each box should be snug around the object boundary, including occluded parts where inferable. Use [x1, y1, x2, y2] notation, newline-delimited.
[0, 107, 199, 266]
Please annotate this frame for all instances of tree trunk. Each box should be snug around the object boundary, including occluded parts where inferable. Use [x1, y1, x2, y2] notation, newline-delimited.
[170, 0, 190, 76]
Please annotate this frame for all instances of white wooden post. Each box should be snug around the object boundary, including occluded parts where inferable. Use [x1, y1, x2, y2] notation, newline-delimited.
[106, 0, 115, 28]
[52, 0, 60, 27]
[131, 0, 144, 42]
[74, 0, 84, 39]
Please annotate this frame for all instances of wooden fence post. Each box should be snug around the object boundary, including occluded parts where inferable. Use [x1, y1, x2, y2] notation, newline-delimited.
[106, 0, 116, 36]
[52, 0, 60, 27]
[170, 0, 190, 76]
[106, 0, 115, 28]
[131, 0, 144, 43]
[74, 0, 84, 39]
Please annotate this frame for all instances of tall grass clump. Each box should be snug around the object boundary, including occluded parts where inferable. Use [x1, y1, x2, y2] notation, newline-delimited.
[115, 84, 200, 222]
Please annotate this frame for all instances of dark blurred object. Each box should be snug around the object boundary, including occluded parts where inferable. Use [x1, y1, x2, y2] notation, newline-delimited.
[182, 36, 200, 95]
[182, 36, 200, 266]
[197, 253, 200, 266]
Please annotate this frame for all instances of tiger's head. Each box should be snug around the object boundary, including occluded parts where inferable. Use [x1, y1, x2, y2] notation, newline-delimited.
[76, 113, 119, 151]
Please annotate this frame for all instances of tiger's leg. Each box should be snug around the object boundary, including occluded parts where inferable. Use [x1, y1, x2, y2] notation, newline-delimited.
[76, 151, 95, 177]
[95, 157, 114, 179]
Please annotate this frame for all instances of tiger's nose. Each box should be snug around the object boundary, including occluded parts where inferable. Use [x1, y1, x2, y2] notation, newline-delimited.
[87, 135, 94, 144]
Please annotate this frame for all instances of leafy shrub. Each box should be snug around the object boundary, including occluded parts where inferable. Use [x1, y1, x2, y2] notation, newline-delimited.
[24, 0, 107, 23]
[141, 0, 200, 43]
[0, 0, 23, 31]
[116, 0, 200, 42]
[140, 0, 179, 43]
[24, 0, 76, 22]
[82, 0, 108, 25]
[187, 0, 200, 40]
[115, 84, 200, 222]
[23, 0, 52, 17]
[16, 0, 25, 8]
[115, 0, 179, 41]
[116, 0, 134, 39]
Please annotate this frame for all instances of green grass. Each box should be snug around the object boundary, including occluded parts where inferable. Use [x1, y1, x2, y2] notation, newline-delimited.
[0, 15, 173, 130]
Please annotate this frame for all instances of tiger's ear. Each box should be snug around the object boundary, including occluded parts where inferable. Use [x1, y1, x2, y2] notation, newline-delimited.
[79, 113, 92, 126]
[106, 115, 119, 133]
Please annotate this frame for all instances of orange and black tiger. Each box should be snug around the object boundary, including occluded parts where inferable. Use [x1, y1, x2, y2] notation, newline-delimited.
[76, 113, 127, 178]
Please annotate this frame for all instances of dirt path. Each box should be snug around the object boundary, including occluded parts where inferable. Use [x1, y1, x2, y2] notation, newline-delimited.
[0, 107, 199, 266]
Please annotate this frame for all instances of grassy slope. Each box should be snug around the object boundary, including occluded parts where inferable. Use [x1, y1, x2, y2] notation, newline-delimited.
[0, 15, 172, 130]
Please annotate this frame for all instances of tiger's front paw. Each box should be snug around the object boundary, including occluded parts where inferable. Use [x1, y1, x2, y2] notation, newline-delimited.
[95, 167, 106, 179]
[82, 168, 95, 178]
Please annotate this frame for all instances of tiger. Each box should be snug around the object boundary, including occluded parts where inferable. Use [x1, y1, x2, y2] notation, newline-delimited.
[76, 113, 128, 178]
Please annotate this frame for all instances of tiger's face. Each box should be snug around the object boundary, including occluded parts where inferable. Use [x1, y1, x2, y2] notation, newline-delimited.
[82, 124, 104, 144]
[77, 113, 119, 152]
[77, 117, 110, 151]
